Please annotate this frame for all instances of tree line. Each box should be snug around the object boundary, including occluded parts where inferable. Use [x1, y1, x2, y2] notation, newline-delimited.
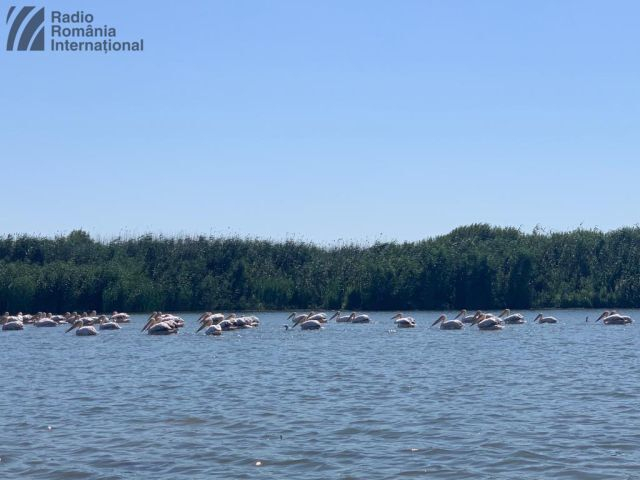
[0, 225, 639, 313]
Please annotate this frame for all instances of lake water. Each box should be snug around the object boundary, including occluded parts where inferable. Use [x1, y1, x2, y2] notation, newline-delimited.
[0, 310, 638, 479]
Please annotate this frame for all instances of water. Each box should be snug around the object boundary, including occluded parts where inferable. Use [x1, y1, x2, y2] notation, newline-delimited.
[0, 310, 638, 479]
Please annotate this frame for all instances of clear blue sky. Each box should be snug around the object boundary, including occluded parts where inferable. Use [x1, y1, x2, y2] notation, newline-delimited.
[2, 1, 638, 243]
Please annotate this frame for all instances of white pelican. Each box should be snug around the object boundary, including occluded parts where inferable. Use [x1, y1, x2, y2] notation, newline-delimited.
[391, 313, 416, 328]
[196, 318, 222, 335]
[498, 308, 525, 324]
[35, 314, 58, 328]
[110, 311, 130, 323]
[2, 317, 24, 331]
[533, 314, 558, 324]
[65, 319, 98, 336]
[287, 314, 323, 330]
[307, 312, 328, 322]
[596, 311, 632, 325]
[431, 314, 463, 330]
[287, 311, 326, 324]
[198, 312, 225, 324]
[99, 315, 121, 330]
[50, 313, 68, 323]
[455, 309, 481, 324]
[329, 311, 354, 323]
[142, 313, 179, 335]
[471, 312, 504, 330]
[350, 313, 371, 323]
[287, 312, 309, 323]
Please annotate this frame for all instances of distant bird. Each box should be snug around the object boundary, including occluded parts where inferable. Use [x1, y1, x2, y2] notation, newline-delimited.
[350, 313, 371, 324]
[35, 313, 58, 328]
[65, 319, 98, 336]
[329, 311, 354, 323]
[110, 311, 130, 323]
[470, 312, 504, 330]
[98, 315, 121, 330]
[533, 314, 558, 324]
[498, 308, 525, 324]
[455, 309, 481, 324]
[196, 318, 222, 335]
[431, 314, 463, 330]
[287, 313, 323, 330]
[287, 312, 310, 324]
[595, 311, 632, 325]
[141, 313, 179, 335]
[391, 313, 416, 328]
[2, 318, 24, 331]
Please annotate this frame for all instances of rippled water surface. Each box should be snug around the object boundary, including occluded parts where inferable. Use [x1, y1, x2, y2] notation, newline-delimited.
[1, 310, 639, 479]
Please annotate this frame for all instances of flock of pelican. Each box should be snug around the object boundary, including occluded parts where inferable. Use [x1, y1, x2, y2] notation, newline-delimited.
[280, 308, 633, 331]
[0, 311, 131, 333]
[0, 308, 633, 336]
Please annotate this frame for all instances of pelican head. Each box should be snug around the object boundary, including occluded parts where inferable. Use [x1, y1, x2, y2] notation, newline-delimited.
[287, 312, 296, 320]
[142, 312, 158, 332]
[454, 309, 467, 319]
[470, 311, 484, 326]
[329, 311, 340, 321]
[431, 314, 446, 327]
[595, 311, 610, 323]
[533, 313, 542, 323]
[391, 313, 404, 320]
[499, 308, 510, 317]
[196, 318, 213, 333]
[65, 319, 83, 333]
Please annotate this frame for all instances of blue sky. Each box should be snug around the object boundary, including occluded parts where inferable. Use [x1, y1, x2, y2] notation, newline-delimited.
[1, 1, 639, 243]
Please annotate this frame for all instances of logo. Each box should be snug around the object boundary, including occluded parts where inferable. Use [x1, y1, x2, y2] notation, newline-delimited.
[5, 6, 144, 54]
[6, 6, 45, 51]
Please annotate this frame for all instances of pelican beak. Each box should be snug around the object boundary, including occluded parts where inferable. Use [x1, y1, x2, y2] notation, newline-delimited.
[196, 323, 207, 333]
[141, 319, 152, 332]
[329, 312, 338, 320]
[65, 324, 75, 333]
[287, 313, 294, 320]
[454, 311, 462, 319]
[431, 317, 441, 327]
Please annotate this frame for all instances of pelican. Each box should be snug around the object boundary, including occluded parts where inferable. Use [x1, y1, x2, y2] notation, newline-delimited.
[287, 314, 323, 330]
[65, 319, 98, 336]
[498, 308, 525, 324]
[307, 312, 328, 322]
[595, 311, 632, 325]
[142, 313, 179, 335]
[196, 318, 222, 335]
[470, 312, 504, 330]
[287, 312, 309, 323]
[35, 313, 58, 328]
[2, 317, 24, 331]
[50, 313, 68, 323]
[110, 311, 130, 323]
[99, 315, 121, 330]
[533, 314, 558, 324]
[391, 313, 416, 328]
[431, 314, 463, 330]
[455, 309, 481, 324]
[198, 312, 225, 324]
[78, 312, 96, 326]
[350, 313, 371, 323]
[329, 311, 354, 323]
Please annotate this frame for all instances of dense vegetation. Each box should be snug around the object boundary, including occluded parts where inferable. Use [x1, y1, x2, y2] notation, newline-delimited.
[0, 225, 639, 313]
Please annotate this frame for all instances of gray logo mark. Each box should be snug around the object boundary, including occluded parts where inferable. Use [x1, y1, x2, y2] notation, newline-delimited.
[6, 6, 45, 51]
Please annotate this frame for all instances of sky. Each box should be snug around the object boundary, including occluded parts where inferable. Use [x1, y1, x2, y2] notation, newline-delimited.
[1, 1, 639, 243]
